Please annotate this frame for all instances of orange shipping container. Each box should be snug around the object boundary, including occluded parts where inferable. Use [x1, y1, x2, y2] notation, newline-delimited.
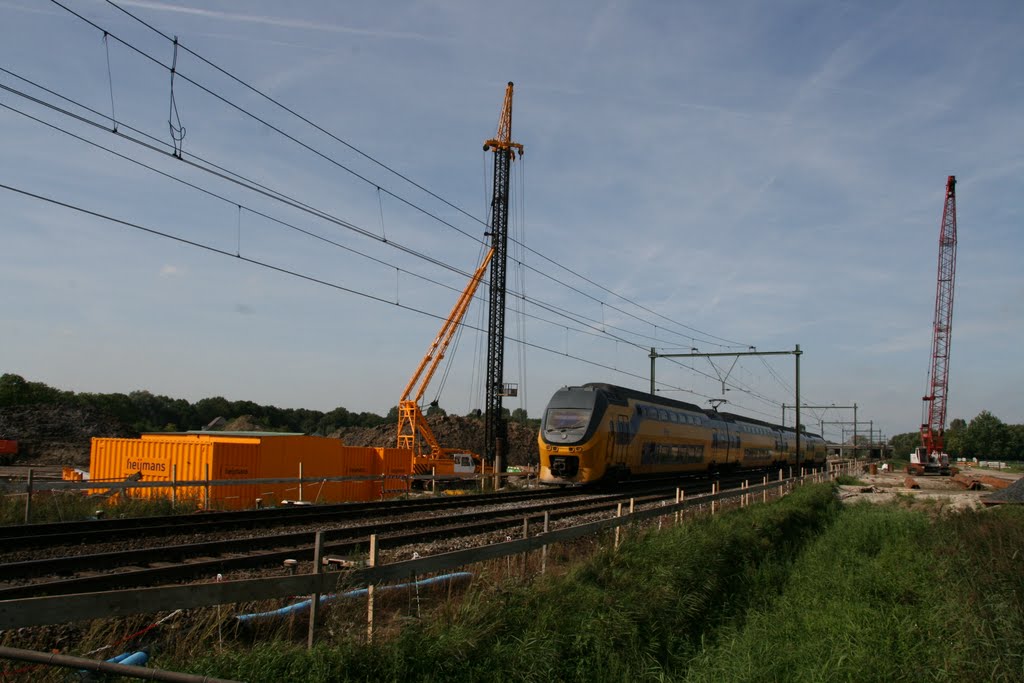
[375, 447, 413, 498]
[90, 433, 385, 509]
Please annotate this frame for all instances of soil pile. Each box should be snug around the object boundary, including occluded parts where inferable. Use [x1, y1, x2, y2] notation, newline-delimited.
[331, 414, 539, 467]
[0, 404, 133, 466]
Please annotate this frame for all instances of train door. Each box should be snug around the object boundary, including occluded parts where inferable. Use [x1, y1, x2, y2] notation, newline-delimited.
[611, 414, 630, 466]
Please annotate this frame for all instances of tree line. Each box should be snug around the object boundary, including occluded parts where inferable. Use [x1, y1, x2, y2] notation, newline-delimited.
[0, 374, 537, 437]
[888, 411, 1024, 461]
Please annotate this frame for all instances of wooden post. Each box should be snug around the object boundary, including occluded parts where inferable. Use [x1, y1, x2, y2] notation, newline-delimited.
[367, 534, 378, 643]
[674, 487, 681, 525]
[541, 510, 550, 575]
[299, 462, 304, 502]
[307, 530, 323, 650]
[24, 469, 33, 525]
[763, 476, 768, 503]
[629, 497, 635, 514]
[711, 482, 716, 515]
[614, 502, 623, 550]
[431, 467, 436, 494]
[522, 516, 530, 574]
[171, 464, 177, 506]
[494, 455, 502, 491]
[204, 463, 210, 510]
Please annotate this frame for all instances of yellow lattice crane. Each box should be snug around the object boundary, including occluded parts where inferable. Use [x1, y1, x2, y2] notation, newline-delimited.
[397, 249, 493, 471]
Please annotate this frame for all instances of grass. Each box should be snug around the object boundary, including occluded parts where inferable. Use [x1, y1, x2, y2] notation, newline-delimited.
[167, 484, 840, 682]
[5, 482, 1021, 682]
[0, 490, 209, 526]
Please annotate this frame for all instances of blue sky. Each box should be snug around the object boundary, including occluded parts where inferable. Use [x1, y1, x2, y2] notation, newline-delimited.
[1, 0, 1022, 444]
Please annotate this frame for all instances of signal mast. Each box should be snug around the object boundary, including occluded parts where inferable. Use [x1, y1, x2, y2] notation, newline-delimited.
[482, 82, 524, 469]
[914, 175, 957, 475]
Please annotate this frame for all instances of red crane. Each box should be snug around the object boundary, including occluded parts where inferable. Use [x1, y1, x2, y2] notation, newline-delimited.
[914, 175, 957, 474]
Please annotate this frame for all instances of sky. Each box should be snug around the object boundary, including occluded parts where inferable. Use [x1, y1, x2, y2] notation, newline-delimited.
[1, 0, 1022, 444]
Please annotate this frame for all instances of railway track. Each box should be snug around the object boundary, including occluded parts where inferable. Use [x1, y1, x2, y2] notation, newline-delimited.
[0, 469, 788, 600]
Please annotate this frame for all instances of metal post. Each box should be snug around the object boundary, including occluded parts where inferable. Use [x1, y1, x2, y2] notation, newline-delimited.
[299, 462, 304, 502]
[853, 403, 858, 461]
[795, 344, 801, 472]
[204, 463, 210, 510]
[307, 530, 323, 650]
[650, 347, 656, 394]
[171, 464, 177, 506]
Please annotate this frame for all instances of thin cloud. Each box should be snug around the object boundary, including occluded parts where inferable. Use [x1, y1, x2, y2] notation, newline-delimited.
[116, 0, 444, 43]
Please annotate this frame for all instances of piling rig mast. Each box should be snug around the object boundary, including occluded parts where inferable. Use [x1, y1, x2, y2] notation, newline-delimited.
[482, 82, 524, 469]
[914, 175, 957, 475]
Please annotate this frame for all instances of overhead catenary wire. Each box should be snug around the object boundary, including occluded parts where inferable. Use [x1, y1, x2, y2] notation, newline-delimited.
[58, 0, 751, 352]
[0, 84, 788, 420]
[0, 90, 691, 363]
[0, 65, 725, 358]
[13, 8, 793, 416]
[0, 181, 713, 403]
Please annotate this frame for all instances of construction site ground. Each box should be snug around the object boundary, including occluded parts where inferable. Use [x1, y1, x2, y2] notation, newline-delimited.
[837, 464, 1022, 512]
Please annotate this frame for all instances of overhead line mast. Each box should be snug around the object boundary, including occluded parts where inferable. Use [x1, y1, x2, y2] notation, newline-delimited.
[483, 82, 524, 469]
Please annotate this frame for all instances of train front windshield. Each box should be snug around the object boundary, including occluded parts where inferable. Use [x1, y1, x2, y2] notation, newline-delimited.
[543, 407, 592, 444]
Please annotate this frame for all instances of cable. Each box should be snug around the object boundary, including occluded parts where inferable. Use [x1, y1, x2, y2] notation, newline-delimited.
[1, 181, 710, 402]
[1, 65, 730, 359]
[0, 72, 728, 362]
[66, 0, 753, 351]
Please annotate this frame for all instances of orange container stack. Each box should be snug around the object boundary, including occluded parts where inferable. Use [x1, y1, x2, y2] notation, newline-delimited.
[87, 432, 415, 509]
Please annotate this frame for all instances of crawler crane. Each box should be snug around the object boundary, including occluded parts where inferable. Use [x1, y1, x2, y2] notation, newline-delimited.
[911, 175, 957, 476]
[397, 250, 492, 477]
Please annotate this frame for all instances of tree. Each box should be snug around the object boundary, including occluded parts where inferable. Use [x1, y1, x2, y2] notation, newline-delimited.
[0, 374, 65, 406]
[425, 403, 447, 417]
[1005, 425, 1024, 461]
[511, 408, 529, 424]
[944, 418, 967, 458]
[963, 411, 1009, 459]
[889, 432, 919, 459]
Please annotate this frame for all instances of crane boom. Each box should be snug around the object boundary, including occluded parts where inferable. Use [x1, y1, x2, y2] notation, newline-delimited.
[920, 175, 957, 456]
[397, 248, 494, 457]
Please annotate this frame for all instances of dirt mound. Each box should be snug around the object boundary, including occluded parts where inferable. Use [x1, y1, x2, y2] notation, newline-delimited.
[220, 415, 267, 432]
[0, 404, 134, 466]
[332, 414, 539, 467]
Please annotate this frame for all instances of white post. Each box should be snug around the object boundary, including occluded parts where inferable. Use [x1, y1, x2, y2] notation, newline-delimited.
[367, 534, 378, 643]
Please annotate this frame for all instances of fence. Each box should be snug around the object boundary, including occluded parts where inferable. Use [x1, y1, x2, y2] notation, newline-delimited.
[1, 469, 536, 523]
[0, 462, 854, 637]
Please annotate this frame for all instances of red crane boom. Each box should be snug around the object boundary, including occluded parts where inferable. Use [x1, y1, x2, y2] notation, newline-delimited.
[920, 175, 957, 457]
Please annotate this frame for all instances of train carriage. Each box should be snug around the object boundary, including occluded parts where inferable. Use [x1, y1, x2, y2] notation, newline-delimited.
[539, 383, 825, 485]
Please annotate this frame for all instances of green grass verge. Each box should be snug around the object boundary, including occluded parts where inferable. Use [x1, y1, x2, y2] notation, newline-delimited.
[684, 503, 1024, 682]
[175, 484, 840, 682]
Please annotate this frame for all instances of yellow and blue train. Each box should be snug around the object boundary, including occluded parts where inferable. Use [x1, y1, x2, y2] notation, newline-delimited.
[538, 383, 826, 485]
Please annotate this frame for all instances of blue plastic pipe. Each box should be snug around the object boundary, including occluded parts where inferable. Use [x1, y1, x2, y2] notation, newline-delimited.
[236, 572, 472, 623]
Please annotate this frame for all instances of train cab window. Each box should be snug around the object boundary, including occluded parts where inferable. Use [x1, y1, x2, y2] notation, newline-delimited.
[544, 408, 592, 444]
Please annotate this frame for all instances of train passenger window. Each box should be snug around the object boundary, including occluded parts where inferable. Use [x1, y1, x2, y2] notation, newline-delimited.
[669, 412, 679, 423]
[658, 409, 669, 421]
